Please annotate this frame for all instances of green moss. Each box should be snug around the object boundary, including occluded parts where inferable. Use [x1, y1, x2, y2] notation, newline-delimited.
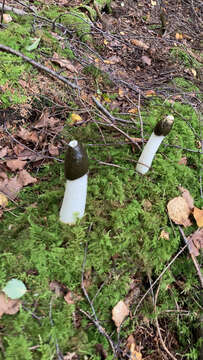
[0, 89, 201, 357]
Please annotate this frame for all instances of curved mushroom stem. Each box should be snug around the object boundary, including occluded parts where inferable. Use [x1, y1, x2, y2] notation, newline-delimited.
[136, 115, 174, 175]
[59, 174, 88, 224]
[136, 132, 165, 174]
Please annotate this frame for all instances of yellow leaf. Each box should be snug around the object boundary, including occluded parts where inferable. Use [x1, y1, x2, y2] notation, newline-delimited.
[94, 58, 99, 63]
[103, 39, 108, 45]
[145, 90, 156, 97]
[103, 95, 111, 103]
[193, 207, 203, 227]
[118, 88, 124, 97]
[151, 0, 156, 6]
[128, 108, 138, 114]
[69, 113, 82, 125]
[0, 193, 8, 208]
[175, 33, 183, 40]
[191, 68, 196, 77]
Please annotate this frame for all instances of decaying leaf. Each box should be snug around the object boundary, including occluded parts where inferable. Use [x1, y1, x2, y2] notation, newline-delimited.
[141, 55, 151, 66]
[6, 159, 27, 171]
[0, 146, 8, 158]
[193, 207, 203, 228]
[0, 175, 23, 200]
[52, 52, 78, 73]
[178, 157, 187, 165]
[187, 229, 203, 256]
[18, 170, 37, 186]
[64, 291, 75, 305]
[49, 281, 67, 297]
[0, 292, 21, 318]
[18, 127, 38, 143]
[160, 230, 170, 240]
[131, 39, 149, 50]
[104, 56, 120, 65]
[126, 335, 142, 360]
[0, 193, 8, 208]
[48, 144, 59, 156]
[3, 14, 12, 23]
[69, 113, 83, 125]
[167, 196, 192, 227]
[179, 187, 194, 210]
[112, 300, 129, 331]
[34, 110, 59, 129]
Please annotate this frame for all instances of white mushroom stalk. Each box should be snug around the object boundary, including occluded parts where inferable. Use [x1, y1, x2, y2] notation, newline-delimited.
[60, 140, 88, 224]
[136, 115, 174, 175]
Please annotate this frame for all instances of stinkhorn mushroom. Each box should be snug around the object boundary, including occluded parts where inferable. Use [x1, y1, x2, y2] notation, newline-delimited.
[60, 140, 88, 224]
[136, 115, 174, 175]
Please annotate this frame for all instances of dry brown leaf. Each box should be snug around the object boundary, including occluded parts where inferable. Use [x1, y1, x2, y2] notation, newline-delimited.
[187, 229, 203, 256]
[160, 230, 170, 240]
[3, 14, 12, 23]
[141, 55, 151, 66]
[52, 52, 78, 73]
[13, 144, 25, 156]
[193, 207, 203, 227]
[0, 292, 21, 318]
[83, 269, 92, 290]
[34, 110, 59, 129]
[18, 127, 38, 143]
[104, 56, 120, 64]
[112, 300, 129, 331]
[18, 170, 37, 186]
[142, 199, 152, 211]
[0, 175, 23, 199]
[126, 335, 142, 360]
[131, 39, 149, 50]
[128, 108, 138, 114]
[144, 90, 156, 97]
[64, 291, 75, 305]
[167, 196, 192, 227]
[178, 157, 187, 165]
[6, 159, 27, 171]
[49, 281, 66, 297]
[48, 144, 59, 156]
[179, 187, 194, 210]
[0, 147, 8, 158]
[0, 193, 8, 208]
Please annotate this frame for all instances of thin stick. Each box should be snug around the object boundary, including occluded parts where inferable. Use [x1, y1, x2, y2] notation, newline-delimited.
[92, 97, 141, 150]
[178, 226, 203, 288]
[49, 296, 64, 360]
[0, 0, 5, 24]
[81, 242, 117, 357]
[0, 44, 80, 90]
[134, 242, 188, 315]
[154, 285, 178, 360]
[137, 92, 144, 146]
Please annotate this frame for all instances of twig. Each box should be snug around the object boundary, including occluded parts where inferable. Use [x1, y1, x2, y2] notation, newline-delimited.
[92, 96, 141, 150]
[49, 295, 64, 360]
[137, 92, 144, 146]
[0, 0, 5, 24]
[154, 285, 178, 360]
[134, 242, 188, 315]
[81, 242, 117, 357]
[0, 44, 80, 90]
[178, 226, 203, 288]
[0, 3, 27, 16]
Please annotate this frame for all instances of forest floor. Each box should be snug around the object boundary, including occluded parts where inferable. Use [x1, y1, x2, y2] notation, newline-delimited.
[0, 0, 202, 359]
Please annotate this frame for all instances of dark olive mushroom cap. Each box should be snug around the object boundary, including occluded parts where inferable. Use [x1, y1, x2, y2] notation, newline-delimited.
[154, 115, 174, 136]
[64, 140, 88, 180]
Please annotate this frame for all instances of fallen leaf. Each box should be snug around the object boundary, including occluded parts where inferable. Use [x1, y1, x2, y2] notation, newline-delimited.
[6, 159, 27, 171]
[178, 157, 187, 165]
[69, 113, 83, 125]
[18, 170, 37, 186]
[95, 344, 107, 359]
[131, 39, 149, 50]
[0, 175, 23, 199]
[3, 14, 12, 23]
[3, 279, 27, 299]
[160, 230, 170, 240]
[187, 229, 203, 256]
[118, 88, 124, 97]
[167, 196, 192, 227]
[142, 199, 152, 211]
[18, 127, 38, 143]
[52, 52, 78, 73]
[48, 144, 59, 156]
[49, 281, 66, 297]
[13, 144, 25, 156]
[126, 335, 142, 360]
[128, 108, 138, 114]
[179, 187, 194, 210]
[141, 55, 151, 66]
[34, 110, 59, 129]
[175, 33, 183, 40]
[112, 300, 129, 331]
[144, 90, 156, 97]
[63, 353, 78, 360]
[0, 147, 8, 158]
[193, 207, 203, 227]
[0, 292, 21, 318]
[0, 193, 8, 208]
[64, 291, 75, 305]
[104, 56, 120, 65]
[191, 68, 197, 77]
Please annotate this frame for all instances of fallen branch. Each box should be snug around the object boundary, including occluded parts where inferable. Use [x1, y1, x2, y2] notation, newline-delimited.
[0, 3, 27, 16]
[0, 44, 80, 90]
